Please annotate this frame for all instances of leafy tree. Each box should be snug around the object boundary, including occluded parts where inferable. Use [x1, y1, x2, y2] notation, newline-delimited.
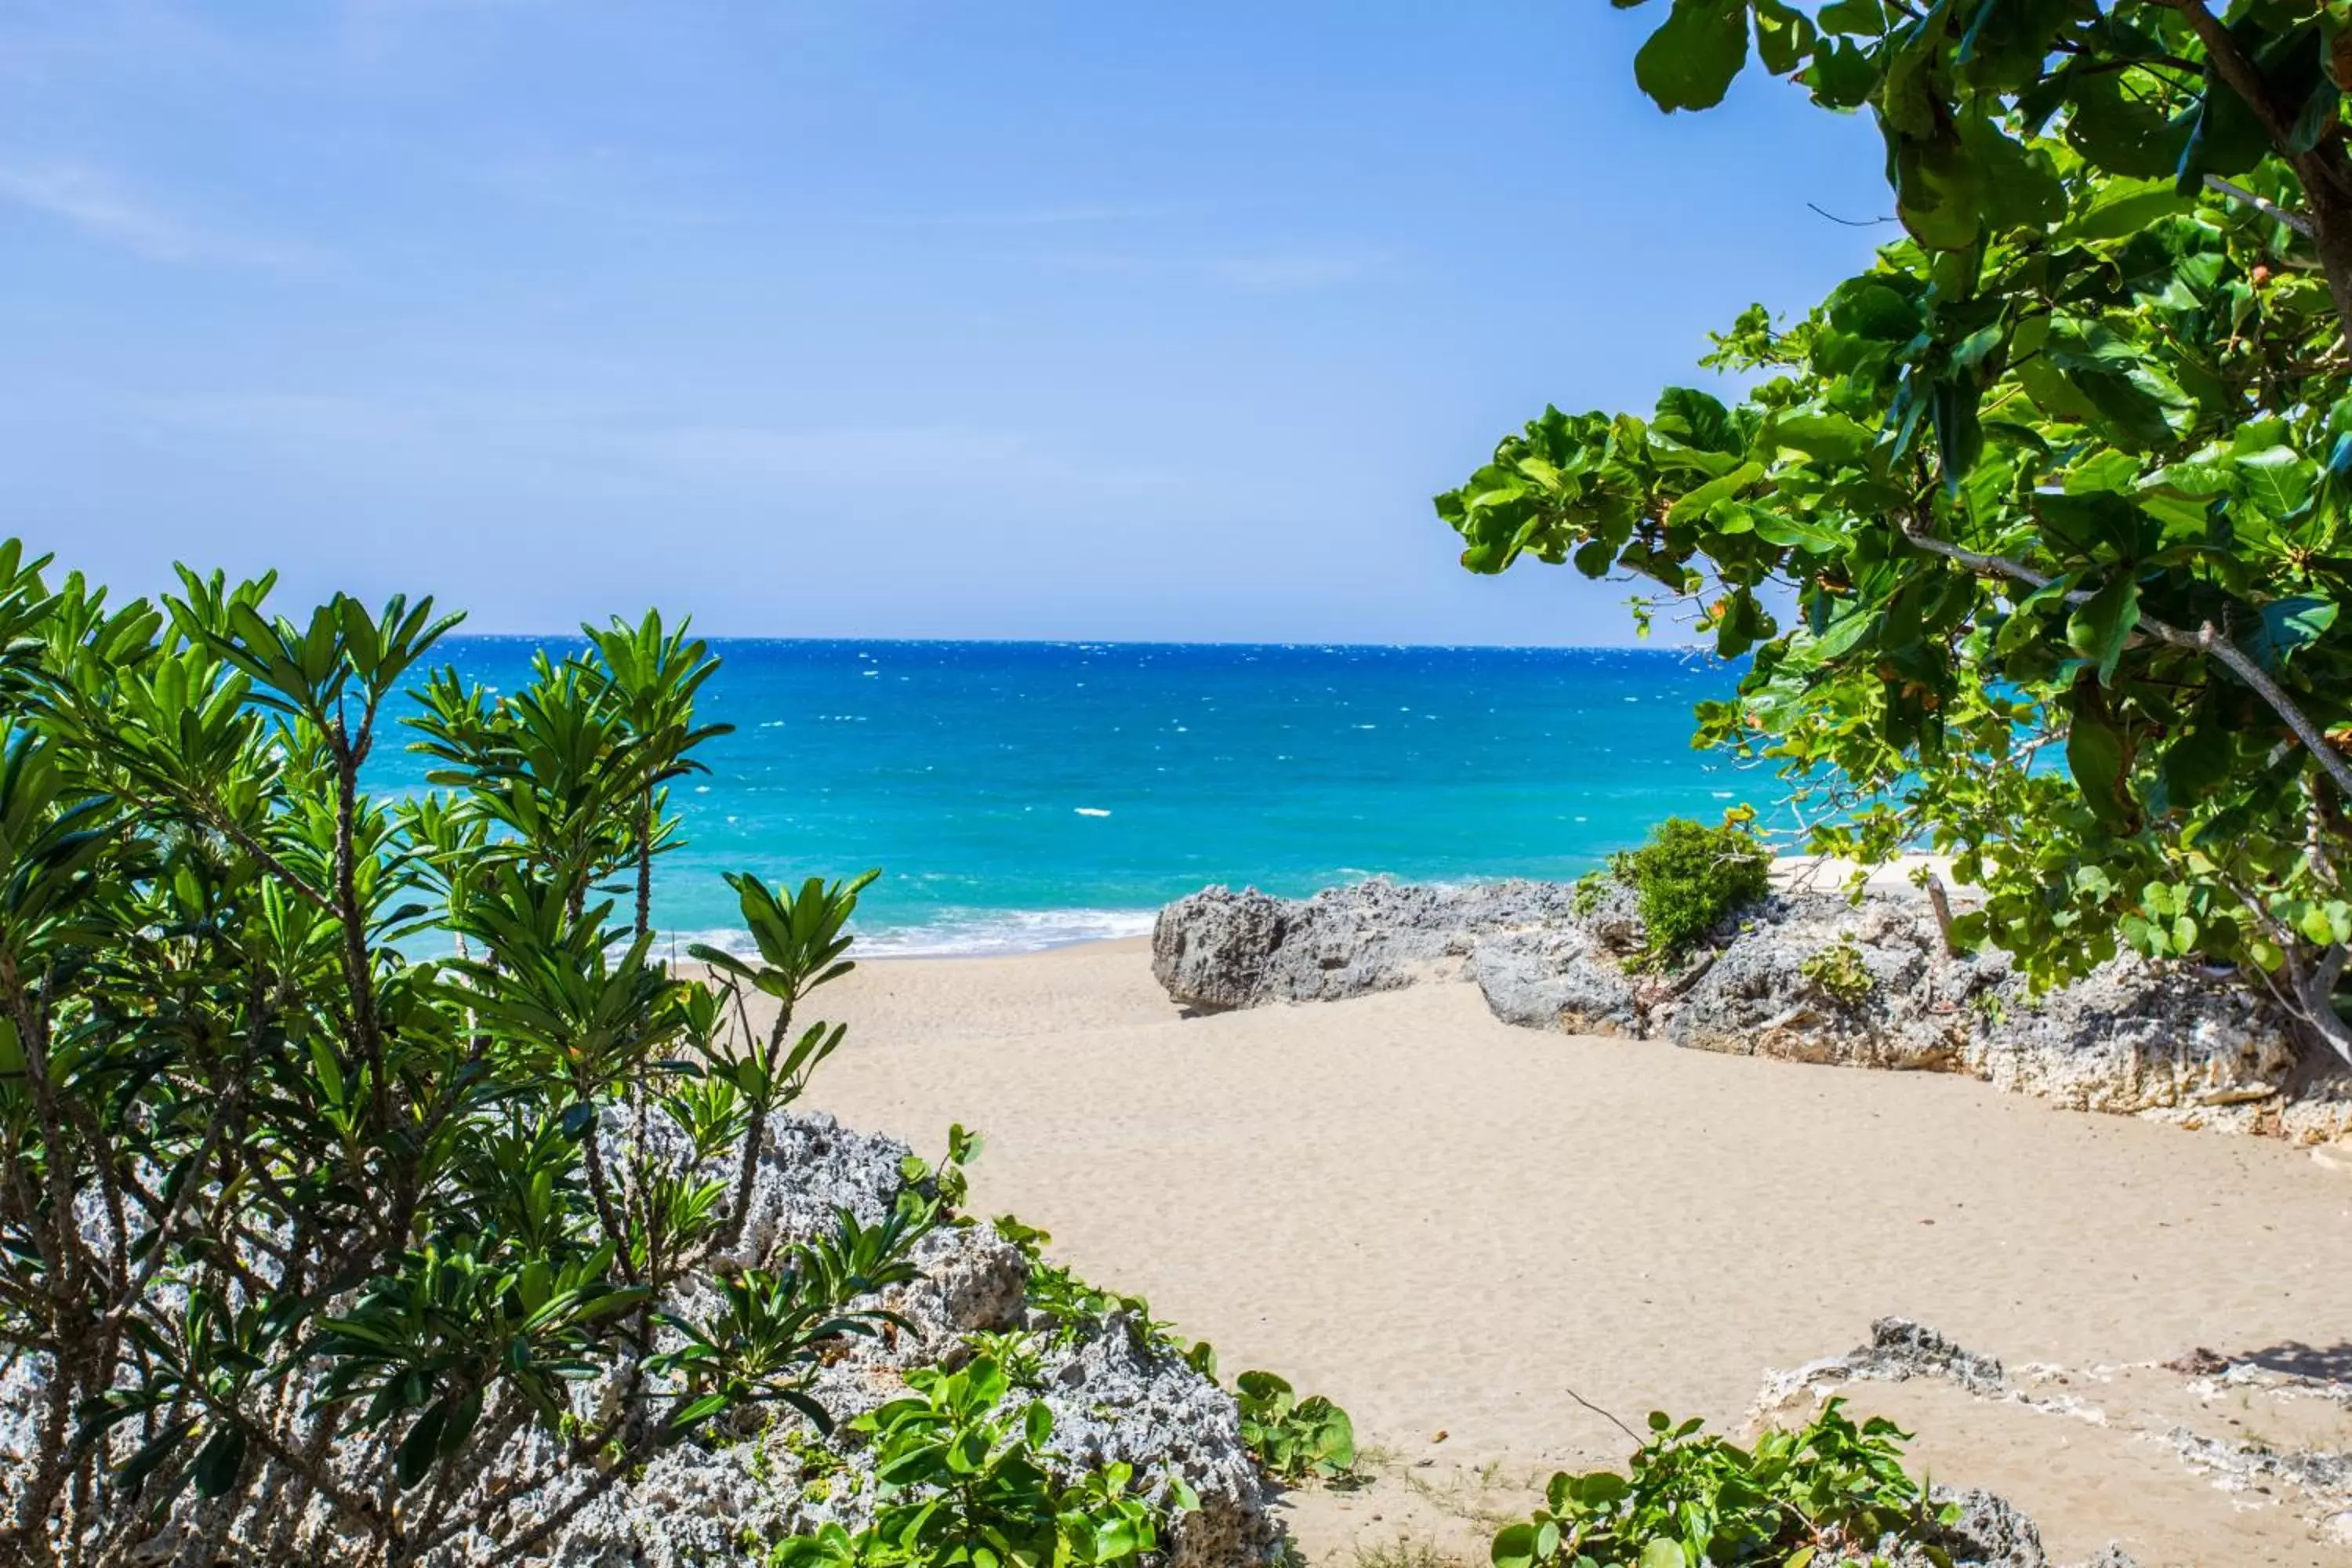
[1439, 0, 2352, 1065]
[0, 543, 926, 1566]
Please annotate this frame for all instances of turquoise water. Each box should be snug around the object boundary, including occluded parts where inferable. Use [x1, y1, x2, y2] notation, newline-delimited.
[371, 639, 1771, 954]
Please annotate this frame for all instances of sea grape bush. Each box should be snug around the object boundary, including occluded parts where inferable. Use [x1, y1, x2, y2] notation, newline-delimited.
[1602, 813, 1775, 967]
[1232, 1372, 1357, 1484]
[1441, 2, 2352, 1065]
[0, 543, 919, 1566]
[1488, 1401, 1954, 1568]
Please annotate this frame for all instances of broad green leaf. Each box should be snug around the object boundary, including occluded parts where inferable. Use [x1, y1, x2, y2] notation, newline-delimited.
[2064, 177, 2190, 241]
[1666, 462, 1765, 524]
[2244, 595, 2339, 670]
[1635, 0, 1751, 112]
[2234, 446, 2317, 520]
[2066, 573, 2141, 685]
[2066, 692, 2134, 828]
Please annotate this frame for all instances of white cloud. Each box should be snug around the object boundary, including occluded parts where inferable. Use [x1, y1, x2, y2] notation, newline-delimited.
[0, 161, 310, 268]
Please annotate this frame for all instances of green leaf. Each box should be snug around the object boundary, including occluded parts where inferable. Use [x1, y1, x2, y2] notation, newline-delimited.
[1771, 410, 1873, 462]
[2245, 596, 2339, 670]
[2066, 688, 2134, 828]
[2234, 446, 2317, 520]
[191, 1425, 246, 1499]
[1754, 0, 1817, 75]
[396, 1403, 448, 1489]
[1666, 462, 1766, 524]
[1639, 1541, 1686, 1568]
[1492, 1523, 1539, 1568]
[2063, 177, 2190, 241]
[2065, 573, 2141, 685]
[1635, 0, 1751, 112]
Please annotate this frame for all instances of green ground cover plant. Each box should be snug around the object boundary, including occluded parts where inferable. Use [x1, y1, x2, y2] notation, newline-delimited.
[770, 1356, 1183, 1568]
[1800, 935, 1877, 1007]
[1440, 1, 2352, 1066]
[1234, 1373, 1358, 1483]
[1487, 1401, 1952, 1568]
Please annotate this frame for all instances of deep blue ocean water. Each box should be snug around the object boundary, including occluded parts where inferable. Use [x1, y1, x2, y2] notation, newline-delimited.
[369, 639, 1772, 954]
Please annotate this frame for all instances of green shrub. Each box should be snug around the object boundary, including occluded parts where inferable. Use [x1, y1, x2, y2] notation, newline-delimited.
[771, 1356, 1186, 1568]
[1605, 812, 1773, 967]
[1236, 1372, 1357, 1483]
[1488, 1401, 1951, 1568]
[1800, 935, 1875, 1008]
[0, 546, 941, 1563]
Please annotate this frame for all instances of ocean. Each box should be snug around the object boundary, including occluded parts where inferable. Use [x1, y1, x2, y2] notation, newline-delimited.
[371, 639, 1768, 955]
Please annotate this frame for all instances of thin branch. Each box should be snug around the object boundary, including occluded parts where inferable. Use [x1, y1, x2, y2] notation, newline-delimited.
[1894, 524, 2352, 800]
[2205, 175, 2316, 238]
[1806, 202, 1895, 228]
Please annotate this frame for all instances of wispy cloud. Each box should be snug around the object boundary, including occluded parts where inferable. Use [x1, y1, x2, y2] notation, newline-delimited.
[1047, 243, 1398, 292]
[140, 392, 1181, 499]
[0, 161, 310, 268]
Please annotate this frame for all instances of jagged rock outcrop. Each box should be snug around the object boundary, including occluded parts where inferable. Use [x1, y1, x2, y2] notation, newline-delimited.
[1759, 1320, 2352, 1561]
[1150, 880, 1584, 1011]
[3, 1109, 1278, 1568]
[1152, 878, 2352, 1144]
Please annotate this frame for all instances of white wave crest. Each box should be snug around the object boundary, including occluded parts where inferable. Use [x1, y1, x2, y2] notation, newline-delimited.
[669, 906, 1156, 961]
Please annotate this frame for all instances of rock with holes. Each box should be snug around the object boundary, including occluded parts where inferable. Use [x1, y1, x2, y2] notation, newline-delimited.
[1149, 878, 1587, 1011]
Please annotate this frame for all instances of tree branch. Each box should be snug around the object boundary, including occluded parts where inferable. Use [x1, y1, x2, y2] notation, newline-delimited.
[2204, 175, 2316, 237]
[1895, 524, 2352, 800]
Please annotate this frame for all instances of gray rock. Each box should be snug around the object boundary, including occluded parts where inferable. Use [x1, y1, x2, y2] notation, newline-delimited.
[1472, 927, 1643, 1036]
[1929, 1485, 2048, 1567]
[1149, 876, 2352, 1142]
[12, 1107, 1279, 1568]
[1151, 879, 1585, 1011]
[1659, 892, 1988, 1071]
[1036, 1315, 1279, 1568]
[1755, 1318, 2006, 1408]
[1976, 959, 2302, 1116]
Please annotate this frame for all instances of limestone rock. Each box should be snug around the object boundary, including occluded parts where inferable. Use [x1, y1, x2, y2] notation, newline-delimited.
[1150, 878, 1583, 1011]
[10, 1107, 1279, 1568]
[1149, 876, 2352, 1143]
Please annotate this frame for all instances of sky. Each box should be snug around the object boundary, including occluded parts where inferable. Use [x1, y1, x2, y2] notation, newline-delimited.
[0, 1, 1891, 644]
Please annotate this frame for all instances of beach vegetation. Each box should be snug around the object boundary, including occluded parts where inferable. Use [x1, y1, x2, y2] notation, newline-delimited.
[1487, 1400, 1951, 1568]
[1603, 812, 1774, 967]
[1235, 1370, 1359, 1483]
[1438, 4, 2352, 1067]
[771, 1356, 1184, 1568]
[991, 1218, 1359, 1487]
[0, 546, 928, 1563]
[1800, 935, 1877, 1008]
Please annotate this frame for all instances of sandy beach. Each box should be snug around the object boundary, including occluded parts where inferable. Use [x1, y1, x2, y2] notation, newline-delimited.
[801, 938, 2352, 1568]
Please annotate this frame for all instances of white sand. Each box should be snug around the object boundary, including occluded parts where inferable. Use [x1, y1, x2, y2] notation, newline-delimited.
[793, 938, 2352, 1568]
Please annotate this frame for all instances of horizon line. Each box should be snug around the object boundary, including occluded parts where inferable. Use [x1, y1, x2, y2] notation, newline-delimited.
[430, 632, 1715, 655]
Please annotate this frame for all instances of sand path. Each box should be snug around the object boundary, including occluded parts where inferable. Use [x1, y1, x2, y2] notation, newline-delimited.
[801, 939, 2352, 1567]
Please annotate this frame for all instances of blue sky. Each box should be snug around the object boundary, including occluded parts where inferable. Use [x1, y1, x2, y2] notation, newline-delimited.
[0, 2, 1888, 643]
